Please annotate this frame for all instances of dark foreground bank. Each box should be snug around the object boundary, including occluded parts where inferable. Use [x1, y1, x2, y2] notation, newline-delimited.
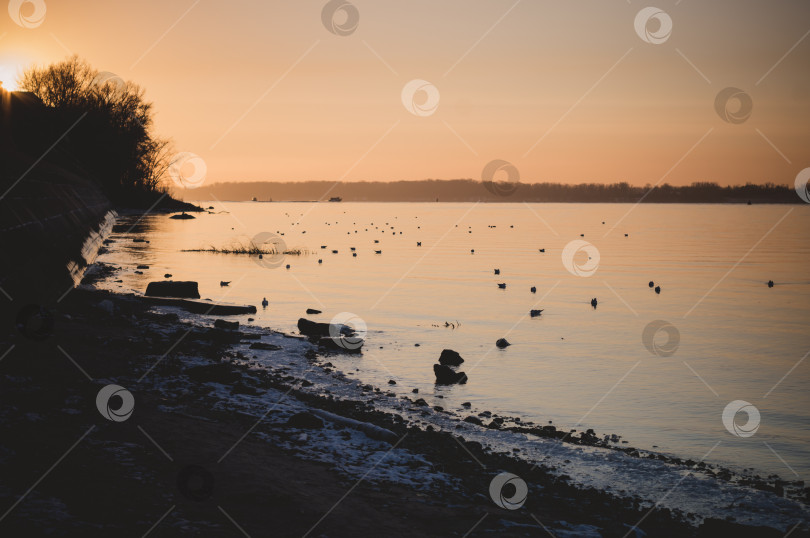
[1, 284, 805, 537]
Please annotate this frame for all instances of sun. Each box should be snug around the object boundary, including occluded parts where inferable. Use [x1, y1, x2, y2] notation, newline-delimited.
[0, 63, 24, 91]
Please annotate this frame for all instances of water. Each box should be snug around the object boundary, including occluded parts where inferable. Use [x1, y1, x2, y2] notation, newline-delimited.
[98, 202, 810, 480]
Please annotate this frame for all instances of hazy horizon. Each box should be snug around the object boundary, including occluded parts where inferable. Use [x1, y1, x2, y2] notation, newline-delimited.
[2, 0, 809, 188]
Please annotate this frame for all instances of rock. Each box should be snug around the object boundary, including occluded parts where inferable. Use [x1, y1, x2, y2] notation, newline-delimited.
[145, 281, 200, 299]
[464, 416, 483, 426]
[306, 308, 322, 314]
[249, 342, 282, 351]
[214, 319, 239, 330]
[97, 300, 114, 314]
[438, 349, 464, 366]
[388, 379, 396, 385]
[433, 364, 467, 384]
[317, 336, 363, 353]
[412, 388, 418, 393]
[185, 364, 242, 384]
[285, 412, 324, 430]
[414, 398, 429, 406]
[240, 334, 261, 340]
[462, 402, 471, 407]
[297, 318, 352, 339]
[530, 309, 543, 317]
[496, 338, 510, 348]
[164, 273, 172, 278]
[137, 264, 149, 269]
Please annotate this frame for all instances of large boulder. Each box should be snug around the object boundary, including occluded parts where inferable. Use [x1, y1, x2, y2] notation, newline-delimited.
[434, 364, 467, 384]
[297, 318, 353, 339]
[438, 349, 464, 366]
[145, 281, 200, 299]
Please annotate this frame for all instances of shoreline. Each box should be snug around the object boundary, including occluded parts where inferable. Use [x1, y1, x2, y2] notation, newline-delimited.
[2, 279, 806, 535]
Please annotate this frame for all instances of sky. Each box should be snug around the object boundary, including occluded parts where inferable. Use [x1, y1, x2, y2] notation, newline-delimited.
[1, 0, 809, 186]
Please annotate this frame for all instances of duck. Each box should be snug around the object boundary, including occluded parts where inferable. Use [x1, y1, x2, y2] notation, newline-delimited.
[648, 281, 654, 288]
[530, 286, 536, 293]
[494, 269, 500, 275]
[497, 283, 506, 289]
[220, 281, 230, 286]
[768, 280, 774, 288]
[530, 309, 543, 317]
[261, 297, 268, 308]
[591, 298, 598, 309]
[654, 286, 661, 294]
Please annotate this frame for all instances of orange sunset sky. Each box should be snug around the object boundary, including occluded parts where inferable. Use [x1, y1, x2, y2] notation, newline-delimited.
[1, 0, 808, 186]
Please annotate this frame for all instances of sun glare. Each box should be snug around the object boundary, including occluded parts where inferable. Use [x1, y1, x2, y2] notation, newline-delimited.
[0, 63, 23, 91]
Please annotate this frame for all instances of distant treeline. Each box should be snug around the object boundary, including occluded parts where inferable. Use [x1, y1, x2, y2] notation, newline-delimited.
[182, 179, 800, 203]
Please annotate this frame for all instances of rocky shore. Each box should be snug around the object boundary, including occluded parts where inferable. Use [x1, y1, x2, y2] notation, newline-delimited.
[2, 276, 807, 536]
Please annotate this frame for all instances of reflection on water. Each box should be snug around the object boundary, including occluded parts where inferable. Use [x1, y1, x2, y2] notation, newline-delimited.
[97, 202, 810, 478]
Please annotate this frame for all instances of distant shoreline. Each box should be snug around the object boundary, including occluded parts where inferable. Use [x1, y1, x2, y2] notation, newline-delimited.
[178, 179, 803, 204]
